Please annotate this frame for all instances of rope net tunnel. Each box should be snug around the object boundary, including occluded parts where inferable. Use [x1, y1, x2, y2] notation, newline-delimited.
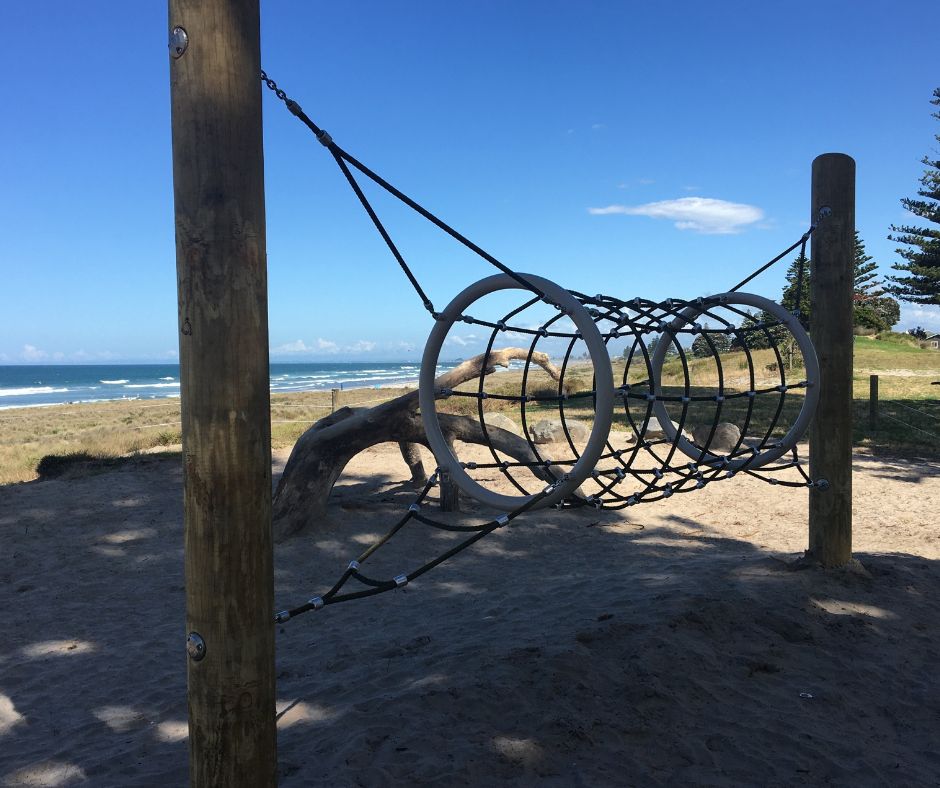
[262, 73, 822, 623]
[420, 275, 820, 513]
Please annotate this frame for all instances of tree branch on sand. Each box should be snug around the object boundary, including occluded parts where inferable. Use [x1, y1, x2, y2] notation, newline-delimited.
[272, 348, 560, 541]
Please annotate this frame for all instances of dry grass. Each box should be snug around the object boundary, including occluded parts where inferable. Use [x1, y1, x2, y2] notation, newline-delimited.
[0, 387, 415, 485]
[1, 336, 937, 486]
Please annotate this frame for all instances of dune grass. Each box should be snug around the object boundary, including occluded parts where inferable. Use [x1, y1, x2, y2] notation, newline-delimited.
[0, 337, 937, 485]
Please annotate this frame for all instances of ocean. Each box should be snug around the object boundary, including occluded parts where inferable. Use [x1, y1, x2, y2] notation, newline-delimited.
[0, 362, 460, 410]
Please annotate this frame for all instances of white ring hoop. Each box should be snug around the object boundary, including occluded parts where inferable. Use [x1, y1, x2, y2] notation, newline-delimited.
[647, 292, 819, 471]
[419, 273, 614, 511]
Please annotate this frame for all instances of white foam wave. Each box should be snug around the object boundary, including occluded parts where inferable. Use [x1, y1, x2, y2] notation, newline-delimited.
[0, 386, 70, 397]
[124, 382, 181, 389]
[159, 377, 176, 381]
[100, 379, 129, 385]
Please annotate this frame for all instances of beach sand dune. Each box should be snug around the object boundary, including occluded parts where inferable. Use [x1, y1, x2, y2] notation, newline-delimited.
[1, 446, 938, 785]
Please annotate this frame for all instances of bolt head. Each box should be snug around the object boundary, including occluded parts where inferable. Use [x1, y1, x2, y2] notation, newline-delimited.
[186, 632, 206, 661]
[169, 26, 188, 59]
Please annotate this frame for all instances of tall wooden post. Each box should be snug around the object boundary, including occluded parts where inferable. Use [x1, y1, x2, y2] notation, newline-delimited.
[869, 374, 879, 431]
[168, 2, 276, 785]
[808, 153, 855, 567]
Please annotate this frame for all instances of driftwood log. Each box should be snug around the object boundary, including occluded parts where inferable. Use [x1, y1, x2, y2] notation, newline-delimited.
[272, 348, 560, 541]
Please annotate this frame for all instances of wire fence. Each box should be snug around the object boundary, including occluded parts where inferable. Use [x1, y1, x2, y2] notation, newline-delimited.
[867, 373, 940, 444]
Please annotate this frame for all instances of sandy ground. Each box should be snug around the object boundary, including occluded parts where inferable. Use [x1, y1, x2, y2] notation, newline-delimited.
[1, 444, 939, 786]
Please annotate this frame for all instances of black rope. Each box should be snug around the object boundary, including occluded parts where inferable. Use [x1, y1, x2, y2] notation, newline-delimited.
[729, 227, 814, 293]
[261, 71, 548, 311]
[262, 69, 821, 625]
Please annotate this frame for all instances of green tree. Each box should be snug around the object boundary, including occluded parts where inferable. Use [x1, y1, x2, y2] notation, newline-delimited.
[781, 251, 811, 327]
[731, 310, 786, 350]
[785, 234, 900, 331]
[854, 295, 900, 332]
[885, 87, 940, 305]
[853, 232, 880, 296]
[852, 232, 900, 331]
[646, 335, 679, 359]
[690, 324, 732, 358]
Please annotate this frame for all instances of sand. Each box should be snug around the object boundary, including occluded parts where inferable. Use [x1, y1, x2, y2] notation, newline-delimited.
[1, 444, 939, 786]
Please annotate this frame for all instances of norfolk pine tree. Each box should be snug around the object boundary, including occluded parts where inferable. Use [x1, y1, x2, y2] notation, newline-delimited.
[885, 87, 940, 305]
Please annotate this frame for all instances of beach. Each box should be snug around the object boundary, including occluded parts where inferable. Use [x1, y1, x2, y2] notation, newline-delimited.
[1, 439, 938, 785]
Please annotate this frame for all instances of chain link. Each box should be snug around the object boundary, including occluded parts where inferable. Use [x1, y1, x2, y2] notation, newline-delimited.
[260, 70, 288, 103]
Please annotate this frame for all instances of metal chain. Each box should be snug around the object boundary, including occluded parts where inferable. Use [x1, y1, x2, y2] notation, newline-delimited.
[260, 70, 289, 103]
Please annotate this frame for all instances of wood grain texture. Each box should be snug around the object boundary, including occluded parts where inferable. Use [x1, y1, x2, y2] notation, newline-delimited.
[168, 1, 276, 784]
[809, 153, 856, 567]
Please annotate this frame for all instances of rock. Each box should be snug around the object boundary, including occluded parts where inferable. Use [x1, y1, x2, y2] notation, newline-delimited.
[482, 412, 521, 436]
[691, 422, 742, 452]
[529, 418, 591, 444]
[642, 419, 683, 440]
[608, 429, 637, 446]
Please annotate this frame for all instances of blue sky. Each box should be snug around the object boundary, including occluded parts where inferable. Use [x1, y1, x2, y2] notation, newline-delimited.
[2, 1, 939, 364]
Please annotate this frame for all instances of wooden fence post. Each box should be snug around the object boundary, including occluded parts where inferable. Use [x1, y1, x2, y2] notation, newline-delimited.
[869, 374, 879, 431]
[168, 1, 277, 784]
[808, 153, 855, 567]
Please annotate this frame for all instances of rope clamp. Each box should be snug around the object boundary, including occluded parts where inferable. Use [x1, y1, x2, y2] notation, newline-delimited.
[394, 574, 409, 588]
[274, 611, 290, 624]
[496, 514, 510, 527]
[409, 503, 421, 514]
[308, 596, 325, 611]
[348, 560, 361, 572]
[316, 130, 333, 147]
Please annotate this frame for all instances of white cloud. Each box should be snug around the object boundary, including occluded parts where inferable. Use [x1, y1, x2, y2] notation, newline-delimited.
[588, 197, 764, 234]
[445, 333, 477, 347]
[68, 349, 118, 362]
[274, 340, 312, 354]
[272, 338, 382, 356]
[21, 344, 48, 361]
[900, 305, 940, 332]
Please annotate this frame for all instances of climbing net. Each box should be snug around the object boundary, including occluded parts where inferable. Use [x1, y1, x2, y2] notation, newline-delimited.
[262, 73, 821, 623]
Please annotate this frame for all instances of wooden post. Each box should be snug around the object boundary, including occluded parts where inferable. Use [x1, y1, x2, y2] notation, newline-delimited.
[331, 387, 339, 413]
[808, 153, 855, 567]
[869, 374, 879, 431]
[168, 2, 276, 785]
[439, 467, 461, 512]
